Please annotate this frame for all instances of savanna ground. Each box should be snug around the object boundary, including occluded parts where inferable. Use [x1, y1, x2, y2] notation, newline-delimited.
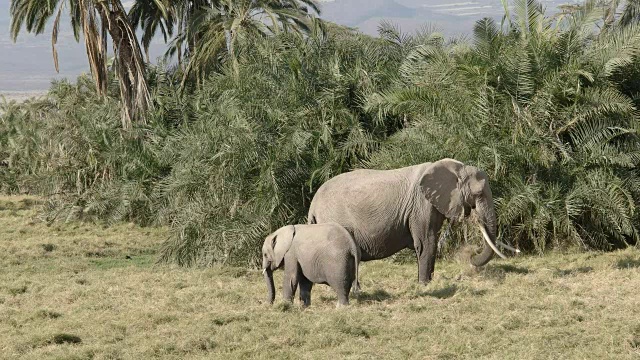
[1, 195, 640, 359]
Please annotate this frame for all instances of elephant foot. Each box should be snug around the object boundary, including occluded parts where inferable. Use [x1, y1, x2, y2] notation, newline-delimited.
[300, 297, 311, 308]
[418, 269, 434, 285]
[351, 282, 361, 294]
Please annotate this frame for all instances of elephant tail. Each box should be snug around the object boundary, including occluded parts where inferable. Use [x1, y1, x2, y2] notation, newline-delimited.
[308, 214, 317, 225]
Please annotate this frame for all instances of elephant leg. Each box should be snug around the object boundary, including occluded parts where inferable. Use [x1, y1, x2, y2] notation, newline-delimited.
[298, 275, 313, 307]
[421, 233, 439, 284]
[334, 280, 351, 307]
[282, 261, 300, 303]
[352, 280, 361, 294]
[411, 208, 445, 284]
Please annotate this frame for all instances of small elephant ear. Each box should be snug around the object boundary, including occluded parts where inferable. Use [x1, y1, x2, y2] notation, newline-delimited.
[420, 159, 465, 221]
[272, 225, 295, 268]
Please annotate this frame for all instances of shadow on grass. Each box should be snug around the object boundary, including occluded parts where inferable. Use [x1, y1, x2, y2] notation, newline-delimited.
[493, 264, 530, 274]
[49, 333, 82, 345]
[355, 289, 394, 304]
[554, 267, 593, 277]
[480, 264, 530, 282]
[0, 198, 40, 211]
[414, 284, 458, 299]
[616, 257, 640, 269]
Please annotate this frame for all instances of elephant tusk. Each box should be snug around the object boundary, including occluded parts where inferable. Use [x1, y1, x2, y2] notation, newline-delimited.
[479, 226, 508, 259]
[497, 241, 521, 253]
[262, 268, 267, 275]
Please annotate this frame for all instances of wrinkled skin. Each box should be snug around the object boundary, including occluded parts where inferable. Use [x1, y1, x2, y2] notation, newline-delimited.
[308, 158, 501, 285]
[262, 223, 360, 307]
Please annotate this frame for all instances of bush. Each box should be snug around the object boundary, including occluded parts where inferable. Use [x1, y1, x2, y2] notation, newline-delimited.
[2, 4, 640, 265]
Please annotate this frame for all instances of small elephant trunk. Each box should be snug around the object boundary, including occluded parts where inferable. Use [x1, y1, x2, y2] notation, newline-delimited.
[264, 268, 275, 304]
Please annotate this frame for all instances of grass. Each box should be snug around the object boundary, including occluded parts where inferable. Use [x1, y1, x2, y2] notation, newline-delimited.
[1, 196, 640, 359]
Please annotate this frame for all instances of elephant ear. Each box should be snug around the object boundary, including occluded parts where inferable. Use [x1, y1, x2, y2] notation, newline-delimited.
[272, 225, 295, 268]
[419, 159, 465, 221]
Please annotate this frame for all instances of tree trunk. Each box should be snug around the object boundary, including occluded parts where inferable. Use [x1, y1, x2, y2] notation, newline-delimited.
[80, 0, 108, 97]
[97, 1, 151, 130]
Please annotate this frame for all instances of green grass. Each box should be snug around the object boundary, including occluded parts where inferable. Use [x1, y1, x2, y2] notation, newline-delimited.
[1, 196, 640, 359]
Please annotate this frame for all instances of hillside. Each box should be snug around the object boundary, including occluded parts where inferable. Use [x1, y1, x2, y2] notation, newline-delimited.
[318, 0, 573, 35]
[2, 196, 639, 359]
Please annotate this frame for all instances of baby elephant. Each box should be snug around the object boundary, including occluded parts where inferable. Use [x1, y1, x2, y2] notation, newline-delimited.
[261, 223, 360, 307]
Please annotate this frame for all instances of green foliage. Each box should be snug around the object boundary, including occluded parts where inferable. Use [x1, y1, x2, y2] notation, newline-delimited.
[366, 0, 640, 253]
[1, 27, 399, 265]
[157, 30, 399, 265]
[3, 0, 640, 265]
[0, 75, 167, 224]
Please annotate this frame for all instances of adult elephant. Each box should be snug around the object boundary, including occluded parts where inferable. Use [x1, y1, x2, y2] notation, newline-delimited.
[307, 158, 507, 284]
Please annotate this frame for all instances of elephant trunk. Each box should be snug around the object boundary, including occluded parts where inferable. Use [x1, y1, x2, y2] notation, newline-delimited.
[470, 191, 506, 266]
[263, 267, 275, 304]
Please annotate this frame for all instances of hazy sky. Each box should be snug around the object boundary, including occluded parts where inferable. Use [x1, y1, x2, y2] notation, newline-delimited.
[0, 0, 578, 92]
[1, 1, 86, 91]
[0, 0, 169, 92]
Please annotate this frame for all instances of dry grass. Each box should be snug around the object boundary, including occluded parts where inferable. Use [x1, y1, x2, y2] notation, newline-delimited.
[1, 196, 640, 359]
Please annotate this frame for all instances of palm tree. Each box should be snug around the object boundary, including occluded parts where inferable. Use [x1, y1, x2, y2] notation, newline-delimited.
[127, 0, 322, 83]
[10, 0, 151, 130]
[128, 0, 176, 62]
[165, 0, 322, 82]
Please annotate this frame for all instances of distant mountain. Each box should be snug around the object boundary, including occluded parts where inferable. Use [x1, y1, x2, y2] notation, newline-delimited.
[319, 0, 576, 36]
[319, 0, 496, 35]
[0, 0, 576, 91]
[320, 0, 416, 25]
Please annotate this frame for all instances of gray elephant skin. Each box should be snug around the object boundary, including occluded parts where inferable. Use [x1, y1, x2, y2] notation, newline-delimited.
[308, 158, 505, 284]
[262, 223, 361, 307]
